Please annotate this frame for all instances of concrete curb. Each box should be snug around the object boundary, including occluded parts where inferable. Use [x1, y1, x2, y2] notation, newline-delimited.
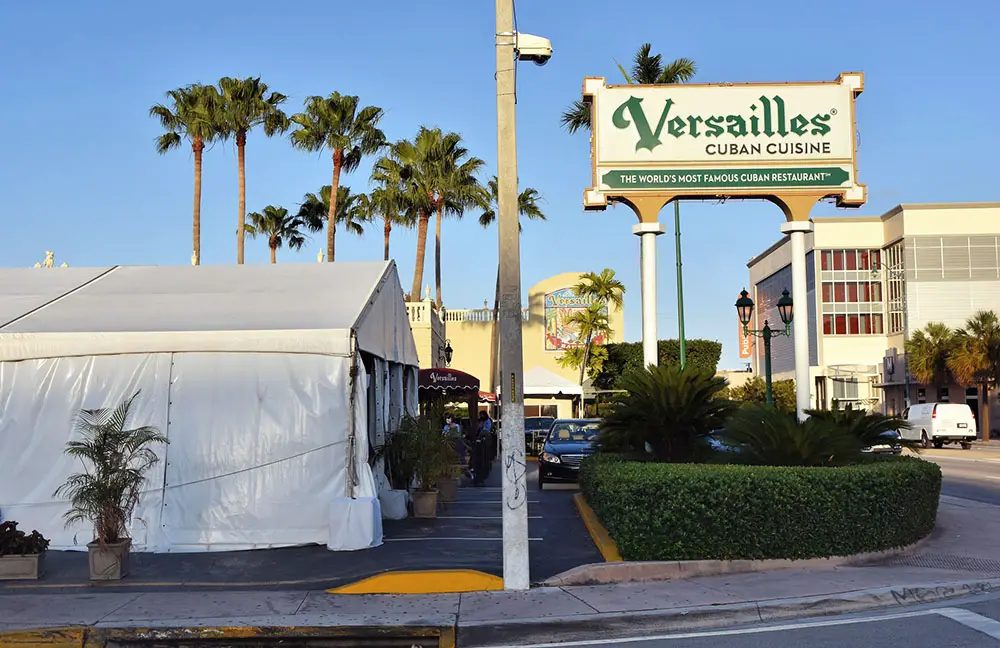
[457, 578, 1000, 647]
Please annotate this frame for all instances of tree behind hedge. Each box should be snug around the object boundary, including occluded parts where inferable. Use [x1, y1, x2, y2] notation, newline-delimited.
[729, 376, 796, 413]
[593, 339, 722, 391]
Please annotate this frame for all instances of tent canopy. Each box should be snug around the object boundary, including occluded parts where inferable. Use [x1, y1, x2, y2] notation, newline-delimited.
[0, 262, 418, 366]
[522, 366, 583, 396]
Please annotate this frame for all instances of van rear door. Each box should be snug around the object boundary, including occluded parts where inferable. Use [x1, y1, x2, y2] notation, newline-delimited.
[934, 404, 977, 438]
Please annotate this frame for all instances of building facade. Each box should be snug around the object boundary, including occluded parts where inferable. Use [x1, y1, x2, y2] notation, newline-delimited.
[747, 202, 1000, 430]
[406, 272, 625, 419]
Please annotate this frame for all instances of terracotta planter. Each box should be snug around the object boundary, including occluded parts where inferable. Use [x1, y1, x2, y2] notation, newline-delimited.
[0, 553, 44, 580]
[412, 490, 439, 518]
[438, 477, 459, 502]
[88, 539, 131, 581]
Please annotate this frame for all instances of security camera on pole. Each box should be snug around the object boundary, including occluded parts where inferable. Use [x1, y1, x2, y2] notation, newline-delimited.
[494, 1, 551, 591]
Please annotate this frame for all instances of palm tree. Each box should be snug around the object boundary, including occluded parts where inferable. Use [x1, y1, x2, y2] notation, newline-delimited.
[376, 128, 485, 304]
[367, 185, 416, 262]
[561, 44, 696, 133]
[297, 185, 371, 259]
[216, 77, 290, 264]
[245, 205, 307, 264]
[149, 83, 222, 265]
[569, 270, 627, 386]
[290, 93, 386, 262]
[949, 311, 1000, 441]
[479, 176, 546, 394]
[905, 322, 958, 390]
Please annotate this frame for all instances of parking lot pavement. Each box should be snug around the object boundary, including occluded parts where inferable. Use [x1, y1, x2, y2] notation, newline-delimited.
[2, 459, 600, 593]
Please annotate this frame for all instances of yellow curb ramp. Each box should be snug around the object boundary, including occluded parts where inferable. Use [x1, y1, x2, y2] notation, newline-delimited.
[0, 626, 453, 648]
[327, 569, 503, 594]
[573, 492, 623, 562]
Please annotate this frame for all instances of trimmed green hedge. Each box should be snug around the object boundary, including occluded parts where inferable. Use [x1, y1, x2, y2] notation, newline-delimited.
[580, 454, 941, 561]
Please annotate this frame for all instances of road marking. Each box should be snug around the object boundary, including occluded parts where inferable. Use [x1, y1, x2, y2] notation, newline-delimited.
[935, 608, 1000, 639]
[481, 610, 944, 648]
[437, 516, 542, 519]
[384, 536, 544, 542]
[445, 500, 541, 504]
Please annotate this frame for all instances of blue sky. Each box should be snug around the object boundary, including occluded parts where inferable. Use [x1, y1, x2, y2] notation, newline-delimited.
[1, 0, 997, 369]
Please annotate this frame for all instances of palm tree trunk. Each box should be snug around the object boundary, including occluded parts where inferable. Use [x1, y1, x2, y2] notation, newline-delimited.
[411, 211, 430, 301]
[383, 218, 391, 261]
[270, 245, 277, 264]
[579, 333, 593, 387]
[192, 138, 204, 265]
[435, 202, 444, 308]
[236, 131, 247, 264]
[328, 149, 343, 262]
[982, 382, 992, 442]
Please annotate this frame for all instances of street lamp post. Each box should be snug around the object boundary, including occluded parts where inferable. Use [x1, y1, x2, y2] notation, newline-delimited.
[871, 260, 911, 408]
[736, 288, 794, 407]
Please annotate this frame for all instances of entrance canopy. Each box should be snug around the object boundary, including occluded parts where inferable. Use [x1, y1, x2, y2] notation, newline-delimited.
[418, 368, 480, 397]
[523, 366, 583, 396]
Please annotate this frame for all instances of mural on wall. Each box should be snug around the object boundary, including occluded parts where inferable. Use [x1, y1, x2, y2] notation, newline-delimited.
[544, 287, 608, 350]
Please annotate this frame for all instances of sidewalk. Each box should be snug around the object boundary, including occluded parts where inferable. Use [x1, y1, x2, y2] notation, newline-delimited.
[4, 496, 1000, 647]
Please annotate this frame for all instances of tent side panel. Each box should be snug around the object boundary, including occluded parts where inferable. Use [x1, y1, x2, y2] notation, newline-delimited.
[159, 352, 351, 552]
[353, 266, 420, 368]
[0, 354, 171, 550]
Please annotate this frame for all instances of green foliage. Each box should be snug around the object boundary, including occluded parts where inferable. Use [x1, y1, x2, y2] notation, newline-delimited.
[580, 455, 941, 561]
[245, 205, 308, 261]
[375, 415, 458, 493]
[720, 405, 868, 467]
[54, 392, 169, 545]
[593, 339, 723, 390]
[0, 521, 50, 556]
[598, 364, 735, 462]
[479, 176, 546, 231]
[807, 406, 915, 451]
[728, 376, 796, 413]
[557, 345, 608, 380]
[149, 83, 223, 154]
[905, 322, 958, 387]
[289, 92, 386, 172]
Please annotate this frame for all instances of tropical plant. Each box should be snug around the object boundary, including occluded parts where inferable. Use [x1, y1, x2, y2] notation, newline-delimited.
[245, 205, 308, 263]
[561, 44, 696, 133]
[149, 83, 223, 265]
[0, 521, 50, 556]
[905, 322, 958, 388]
[729, 376, 797, 414]
[382, 415, 458, 492]
[297, 185, 371, 259]
[598, 364, 735, 462]
[367, 185, 416, 261]
[949, 310, 1000, 440]
[375, 128, 486, 303]
[593, 340, 724, 391]
[556, 344, 609, 383]
[216, 77, 289, 264]
[478, 176, 545, 231]
[561, 270, 626, 386]
[806, 406, 915, 451]
[54, 392, 168, 546]
[290, 93, 386, 262]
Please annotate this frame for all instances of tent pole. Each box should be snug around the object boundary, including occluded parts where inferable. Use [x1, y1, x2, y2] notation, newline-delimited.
[347, 334, 359, 499]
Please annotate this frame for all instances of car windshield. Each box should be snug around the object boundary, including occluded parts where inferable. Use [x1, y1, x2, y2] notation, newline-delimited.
[547, 421, 601, 443]
[525, 418, 555, 431]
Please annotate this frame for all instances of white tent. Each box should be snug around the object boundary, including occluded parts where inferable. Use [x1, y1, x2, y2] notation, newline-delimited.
[522, 366, 584, 397]
[0, 262, 419, 553]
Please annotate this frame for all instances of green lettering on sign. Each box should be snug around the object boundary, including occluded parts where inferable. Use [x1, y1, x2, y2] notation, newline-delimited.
[601, 167, 850, 190]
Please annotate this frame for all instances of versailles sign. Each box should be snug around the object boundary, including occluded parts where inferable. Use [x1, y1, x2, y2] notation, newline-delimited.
[583, 73, 865, 209]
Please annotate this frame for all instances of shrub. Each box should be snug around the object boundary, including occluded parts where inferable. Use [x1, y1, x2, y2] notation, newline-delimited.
[593, 339, 723, 390]
[598, 365, 735, 462]
[729, 376, 797, 413]
[0, 521, 50, 556]
[580, 456, 941, 561]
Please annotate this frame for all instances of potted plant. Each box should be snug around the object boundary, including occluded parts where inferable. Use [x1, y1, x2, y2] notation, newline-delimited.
[54, 391, 168, 580]
[0, 521, 50, 580]
[394, 415, 458, 518]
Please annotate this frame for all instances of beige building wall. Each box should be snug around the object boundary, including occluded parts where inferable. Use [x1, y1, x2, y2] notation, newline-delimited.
[443, 272, 625, 418]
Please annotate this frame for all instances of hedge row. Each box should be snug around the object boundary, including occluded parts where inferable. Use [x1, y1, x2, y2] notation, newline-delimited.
[579, 454, 941, 561]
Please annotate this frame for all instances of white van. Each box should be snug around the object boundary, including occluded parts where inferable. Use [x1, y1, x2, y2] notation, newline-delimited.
[901, 402, 977, 449]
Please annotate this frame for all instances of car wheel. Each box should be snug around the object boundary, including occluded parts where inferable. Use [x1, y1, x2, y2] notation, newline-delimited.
[962, 442, 973, 449]
[933, 439, 944, 449]
[922, 432, 931, 449]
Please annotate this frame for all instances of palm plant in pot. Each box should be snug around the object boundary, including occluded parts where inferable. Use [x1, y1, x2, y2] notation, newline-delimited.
[54, 392, 168, 580]
[0, 521, 50, 580]
[395, 415, 458, 518]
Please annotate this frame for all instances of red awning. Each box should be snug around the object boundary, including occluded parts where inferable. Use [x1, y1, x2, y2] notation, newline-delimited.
[479, 390, 498, 402]
[418, 368, 480, 396]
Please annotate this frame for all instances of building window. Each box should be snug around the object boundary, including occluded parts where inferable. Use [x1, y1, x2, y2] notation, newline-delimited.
[820, 248, 885, 336]
[883, 242, 906, 335]
[832, 377, 860, 407]
[938, 387, 950, 403]
[917, 388, 926, 404]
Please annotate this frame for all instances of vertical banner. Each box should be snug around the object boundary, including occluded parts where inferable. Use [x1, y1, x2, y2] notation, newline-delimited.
[738, 295, 754, 359]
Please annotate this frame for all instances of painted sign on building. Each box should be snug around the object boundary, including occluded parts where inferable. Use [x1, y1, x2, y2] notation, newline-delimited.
[544, 288, 607, 351]
[582, 73, 865, 209]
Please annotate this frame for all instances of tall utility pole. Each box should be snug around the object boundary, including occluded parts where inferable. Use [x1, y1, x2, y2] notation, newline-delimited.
[674, 201, 686, 368]
[495, 0, 530, 591]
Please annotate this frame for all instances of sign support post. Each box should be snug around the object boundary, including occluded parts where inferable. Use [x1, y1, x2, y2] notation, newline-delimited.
[633, 221, 667, 367]
[674, 201, 687, 369]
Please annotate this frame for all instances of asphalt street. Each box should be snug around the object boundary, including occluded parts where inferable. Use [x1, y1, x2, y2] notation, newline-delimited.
[925, 445, 1000, 506]
[521, 596, 1000, 648]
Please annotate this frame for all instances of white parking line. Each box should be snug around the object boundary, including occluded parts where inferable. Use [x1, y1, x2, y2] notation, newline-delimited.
[437, 516, 542, 519]
[383, 536, 544, 542]
[936, 608, 1000, 639]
